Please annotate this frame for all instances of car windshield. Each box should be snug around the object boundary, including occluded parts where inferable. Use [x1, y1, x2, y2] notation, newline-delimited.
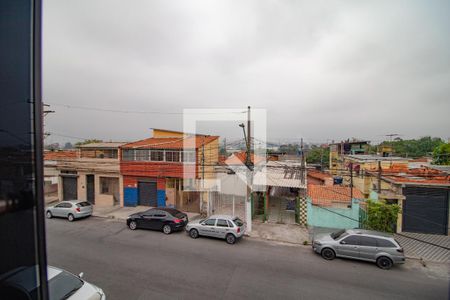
[48, 270, 83, 300]
[330, 230, 347, 240]
[233, 218, 244, 226]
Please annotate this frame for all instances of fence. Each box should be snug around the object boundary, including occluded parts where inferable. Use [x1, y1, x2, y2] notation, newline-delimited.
[209, 192, 246, 221]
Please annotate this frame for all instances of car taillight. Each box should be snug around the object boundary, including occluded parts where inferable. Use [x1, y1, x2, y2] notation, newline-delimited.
[76, 207, 80, 212]
[173, 219, 182, 223]
[397, 248, 404, 253]
[237, 227, 240, 233]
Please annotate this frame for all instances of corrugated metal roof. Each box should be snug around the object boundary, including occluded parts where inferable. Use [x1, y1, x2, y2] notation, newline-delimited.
[121, 136, 218, 149]
[253, 166, 305, 188]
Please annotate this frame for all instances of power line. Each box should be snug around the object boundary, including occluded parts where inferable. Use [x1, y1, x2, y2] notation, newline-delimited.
[46, 102, 246, 115]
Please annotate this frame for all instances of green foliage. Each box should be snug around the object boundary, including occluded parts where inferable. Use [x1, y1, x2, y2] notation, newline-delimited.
[306, 146, 330, 168]
[74, 139, 103, 147]
[278, 144, 300, 155]
[364, 200, 400, 233]
[433, 143, 450, 165]
[380, 136, 443, 158]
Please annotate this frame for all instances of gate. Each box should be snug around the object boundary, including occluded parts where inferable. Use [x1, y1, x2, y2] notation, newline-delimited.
[138, 181, 157, 207]
[86, 174, 95, 204]
[62, 176, 77, 200]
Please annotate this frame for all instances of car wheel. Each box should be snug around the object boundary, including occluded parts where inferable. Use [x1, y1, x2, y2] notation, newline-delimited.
[226, 234, 236, 244]
[67, 214, 74, 222]
[376, 256, 393, 270]
[129, 220, 137, 230]
[189, 229, 199, 239]
[321, 248, 336, 260]
[46, 211, 52, 219]
[163, 224, 172, 234]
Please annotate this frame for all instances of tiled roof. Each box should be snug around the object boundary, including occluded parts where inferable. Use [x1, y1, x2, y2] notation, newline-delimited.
[78, 142, 126, 149]
[225, 151, 265, 165]
[369, 166, 450, 186]
[44, 150, 78, 160]
[121, 135, 219, 150]
[307, 170, 332, 181]
[307, 184, 364, 206]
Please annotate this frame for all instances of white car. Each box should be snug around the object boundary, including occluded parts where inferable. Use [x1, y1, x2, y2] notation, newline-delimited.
[0, 265, 105, 299]
[186, 215, 246, 244]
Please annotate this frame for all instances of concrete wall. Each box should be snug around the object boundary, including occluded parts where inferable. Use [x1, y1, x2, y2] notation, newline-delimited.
[307, 199, 360, 229]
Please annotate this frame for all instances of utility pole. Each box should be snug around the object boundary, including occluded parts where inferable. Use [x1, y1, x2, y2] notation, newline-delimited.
[246, 106, 251, 166]
[349, 162, 353, 201]
[201, 137, 206, 216]
[377, 160, 382, 193]
[296, 138, 306, 224]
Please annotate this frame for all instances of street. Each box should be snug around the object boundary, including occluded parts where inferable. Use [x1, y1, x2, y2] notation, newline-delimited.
[46, 217, 449, 300]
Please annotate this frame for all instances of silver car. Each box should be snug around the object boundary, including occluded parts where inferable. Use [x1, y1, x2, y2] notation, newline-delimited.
[312, 229, 405, 269]
[0, 265, 105, 299]
[46, 200, 93, 222]
[186, 215, 246, 244]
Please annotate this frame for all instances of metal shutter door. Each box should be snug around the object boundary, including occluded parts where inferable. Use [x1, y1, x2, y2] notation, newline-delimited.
[138, 181, 157, 207]
[403, 188, 448, 235]
[62, 176, 77, 200]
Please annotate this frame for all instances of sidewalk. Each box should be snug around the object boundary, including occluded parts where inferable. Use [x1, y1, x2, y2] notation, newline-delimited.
[92, 205, 201, 222]
[250, 220, 310, 244]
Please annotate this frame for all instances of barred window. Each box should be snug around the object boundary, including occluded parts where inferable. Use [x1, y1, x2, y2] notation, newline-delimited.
[166, 151, 180, 162]
[135, 149, 149, 161]
[122, 149, 135, 161]
[150, 150, 164, 161]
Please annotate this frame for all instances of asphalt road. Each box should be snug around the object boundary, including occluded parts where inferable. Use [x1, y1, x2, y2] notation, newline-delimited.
[46, 217, 449, 300]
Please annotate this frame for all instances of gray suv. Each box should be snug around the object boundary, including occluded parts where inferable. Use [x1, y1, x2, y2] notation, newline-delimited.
[312, 229, 405, 269]
[186, 215, 246, 244]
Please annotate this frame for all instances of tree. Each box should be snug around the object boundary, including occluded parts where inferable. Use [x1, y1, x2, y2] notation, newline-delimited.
[364, 200, 400, 233]
[74, 139, 102, 147]
[378, 136, 443, 158]
[306, 145, 330, 168]
[64, 142, 73, 149]
[433, 143, 450, 165]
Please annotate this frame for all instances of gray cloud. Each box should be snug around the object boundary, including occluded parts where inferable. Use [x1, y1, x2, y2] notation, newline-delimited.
[43, 0, 450, 145]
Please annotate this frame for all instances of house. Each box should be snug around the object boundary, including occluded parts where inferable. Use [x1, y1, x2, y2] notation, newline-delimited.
[329, 140, 370, 176]
[252, 161, 307, 225]
[43, 150, 77, 202]
[56, 142, 125, 206]
[307, 169, 333, 186]
[367, 166, 450, 235]
[307, 185, 365, 230]
[120, 129, 219, 214]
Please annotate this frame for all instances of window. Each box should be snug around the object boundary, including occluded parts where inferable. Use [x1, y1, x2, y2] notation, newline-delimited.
[135, 149, 149, 161]
[122, 149, 135, 161]
[331, 229, 347, 240]
[181, 151, 196, 163]
[150, 150, 164, 161]
[204, 219, 216, 226]
[76, 202, 91, 207]
[217, 219, 228, 227]
[359, 236, 377, 247]
[341, 235, 360, 245]
[166, 151, 180, 162]
[100, 177, 118, 195]
[232, 218, 244, 226]
[227, 220, 234, 227]
[376, 238, 396, 248]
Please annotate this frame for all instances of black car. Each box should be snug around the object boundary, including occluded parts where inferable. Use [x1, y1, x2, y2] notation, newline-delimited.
[126, 208, 188, 234]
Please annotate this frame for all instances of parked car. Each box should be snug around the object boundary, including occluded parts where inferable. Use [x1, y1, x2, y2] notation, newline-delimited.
[312, 229, 405, 269]
[0, 265, 105, 299]
[186, 215, 245, 244]
[46, 200, 93, 222]
[126, 208, 188, 234]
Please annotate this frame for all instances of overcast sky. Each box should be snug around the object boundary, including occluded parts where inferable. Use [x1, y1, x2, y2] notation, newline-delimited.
[43, 0, 450, 145]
